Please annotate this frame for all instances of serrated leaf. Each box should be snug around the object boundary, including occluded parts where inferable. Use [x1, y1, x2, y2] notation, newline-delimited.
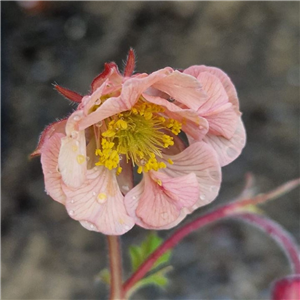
[129, 232, 172, 273]
[97, 268, 110, 285]
[129, 245, 143, 271]
[126, 266, 173, 298]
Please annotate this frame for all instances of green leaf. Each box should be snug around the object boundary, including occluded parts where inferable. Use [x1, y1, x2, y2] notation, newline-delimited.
[128, 232, 172, 272]
[97, 268, 110, 285]
[126, 266, 173, 299]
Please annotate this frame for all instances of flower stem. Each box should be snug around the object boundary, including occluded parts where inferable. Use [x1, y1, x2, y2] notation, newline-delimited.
[107, 235, 124, 300]
[123, 178, 300, 295]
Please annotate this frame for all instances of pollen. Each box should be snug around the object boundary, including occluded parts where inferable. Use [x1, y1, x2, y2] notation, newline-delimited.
[76, 154, 86, 164]
[97, 193, 107, 203]
[93, 99, 182, 174]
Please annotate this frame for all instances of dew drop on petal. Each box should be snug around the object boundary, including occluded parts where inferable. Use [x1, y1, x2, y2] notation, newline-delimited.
[96, 121, 102, 128]
[71, 199, 74, 203]
[161, 212, 168, 219]
[226, 147, 237, 158]
[210, 186, 218, 192]
[199, 126, 204, 130]
[200, 194, 206, 201]
[86, 156, 90, 161]
[69, 210, 74, 216]
[71, 131, 79, 139]
[122, 185, 129, 192]
[73, 116, 80, 121]
[92, 191, 96, 196]
[90, 223, 95, 229]
[132, 196, 136, 200]
[95, 99, 101, 105]
[209, 170, 220, 181]
[76, 154, 86, 164]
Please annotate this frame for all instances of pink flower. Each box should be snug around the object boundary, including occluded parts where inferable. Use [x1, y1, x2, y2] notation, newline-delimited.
[183, 66, 246, 166]
[32, 50, 237, 235]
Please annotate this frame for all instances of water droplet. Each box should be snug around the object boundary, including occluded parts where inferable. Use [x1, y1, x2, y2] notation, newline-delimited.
[209, 170, 220, 181]
[95, 98, 101, 105]
[96, 121, 102, 127]
[93, 166, 98, 171]
[97, 193, 107, 204]
[132, 196, 136, 200]
[119, 155, 123, 161]
[71, 199, 74, 203]
[86, 156, 90, 161]
[226, 147, 237, 158]
[55, 165, 60, 173]
[161, 212, 168, 219]
[90, 224, 95, 229]
[76, 154, 86, 164]
[168, 97, 175, 102]
[124, 225, 130, 230]
[199, 126, 204, 130]
[69, 210, 74, 216]
[73, 116, 80, 121]
[71, 131, 79, 139]
[200, 195, 206, 201]
[122, 185, 129, 191]
[92, 191, 96, 196]
[210, 186, 218, 192]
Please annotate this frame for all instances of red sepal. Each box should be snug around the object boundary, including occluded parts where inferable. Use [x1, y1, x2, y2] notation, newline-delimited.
[54, 84, 83, 103]
[91, 62, 120, 92]
[123, 48, 136, 77]
[271, 275, 300, 300]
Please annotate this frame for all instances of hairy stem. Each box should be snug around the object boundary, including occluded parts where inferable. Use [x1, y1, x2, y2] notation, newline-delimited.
[123, 178, 300, 295]
[107, 235, 124, 300]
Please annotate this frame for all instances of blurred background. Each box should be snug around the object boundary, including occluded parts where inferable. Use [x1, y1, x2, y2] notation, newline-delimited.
[1, 1, 299, 299]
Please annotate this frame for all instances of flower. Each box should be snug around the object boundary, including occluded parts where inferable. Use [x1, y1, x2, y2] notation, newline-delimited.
[31, 50, 244, 235]
[183, 66, 246, 166]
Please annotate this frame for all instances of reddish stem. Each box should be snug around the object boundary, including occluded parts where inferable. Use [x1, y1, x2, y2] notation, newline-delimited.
[123, 206, 229, 294]
[234, 213, 300, 274]
[123, 178, 300, 295]
[107, 235, 124, 300]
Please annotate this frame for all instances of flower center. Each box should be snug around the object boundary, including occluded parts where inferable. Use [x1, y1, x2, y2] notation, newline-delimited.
[94, 100, 182, 174]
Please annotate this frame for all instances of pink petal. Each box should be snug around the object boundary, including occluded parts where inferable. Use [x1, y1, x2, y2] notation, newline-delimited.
[152, 71, 207, 111]
[81, 80, 108, 116]
[63, 166, 135, 235]
[161, 142, 222, 209]
[78, 68, 171, 130]
[184, 65, 239, 112]
[58, 111, 87, 188]
[203, 117, 246, 167]
[125, 171, 199, 229]
[205, 105, 239, 139]
[143, 93, 209, 141]
[123, 48, 136, 77]
[54, 84, 83, 103]
[41, 133, 66, 204]
[91, 62, 122, 92]
[196, 72, 229, 115]
[31, 119, 67, 158]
